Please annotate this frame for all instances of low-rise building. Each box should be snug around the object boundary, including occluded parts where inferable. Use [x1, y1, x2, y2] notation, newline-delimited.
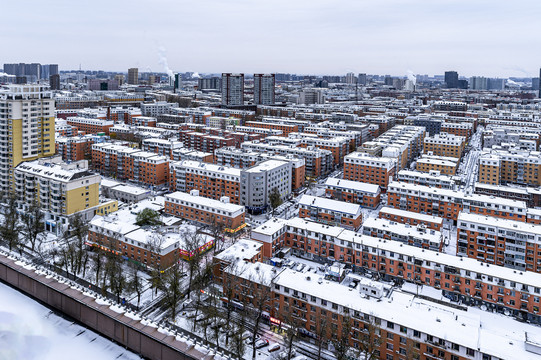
[423, 133, 466, 158]
[379, 206, 444, 231]
[343, 152, 396, 189]
[324, 177, 380, 208]
[298, 195, 363, 230]
[164, 191, 246, 234]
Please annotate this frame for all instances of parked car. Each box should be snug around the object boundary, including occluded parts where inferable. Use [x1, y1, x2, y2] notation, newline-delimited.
[255, 339, 269, 349]
[268, 343, 280, 352]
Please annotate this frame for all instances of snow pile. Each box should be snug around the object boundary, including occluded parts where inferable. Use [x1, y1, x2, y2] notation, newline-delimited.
[109, 305, 125, 314]
[94, 298, 110, 306]
[0, 283, 142, 360]
[124, 312, 141, 321]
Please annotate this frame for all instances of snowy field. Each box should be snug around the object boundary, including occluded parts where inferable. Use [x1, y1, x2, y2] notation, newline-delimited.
[0, 282, 142, 360]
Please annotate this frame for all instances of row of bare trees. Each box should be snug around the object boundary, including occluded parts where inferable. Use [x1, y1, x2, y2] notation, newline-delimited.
[0, 193, 46, 255]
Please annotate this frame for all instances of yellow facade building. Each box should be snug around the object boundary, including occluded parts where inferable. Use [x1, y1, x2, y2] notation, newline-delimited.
[14, 157, 101, 234]
[0, 85, 55, 191]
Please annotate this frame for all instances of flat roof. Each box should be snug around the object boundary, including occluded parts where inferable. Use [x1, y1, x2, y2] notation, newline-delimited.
[324, 177, 380, 194]
[299, 195, 361, 216]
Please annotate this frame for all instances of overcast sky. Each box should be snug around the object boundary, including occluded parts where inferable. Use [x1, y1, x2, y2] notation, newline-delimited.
[1, 0, 539, 77]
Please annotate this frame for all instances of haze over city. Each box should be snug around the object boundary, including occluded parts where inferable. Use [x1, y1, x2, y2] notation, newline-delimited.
[2, 0, 540, 76]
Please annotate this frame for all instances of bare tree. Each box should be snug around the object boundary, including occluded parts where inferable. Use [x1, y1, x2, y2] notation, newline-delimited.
[127, 262, 144, 309]
[146, 233, 165, 297]
[91, 236, 107, 288]
[21, 200, 44, 253]
[183, 228, 205, 299]
[315, 309, 331, 360]
[281, 298, 307, 360]
[331, 314, 352, 360]
[0, 193, 22, 253]
[203, 285, 223, 348]
[60, 214, 89, 276]
[221, 261, 246, 346]
[357, 315, 382, 360]
[160, 253, 184, 321]
[105, 244, 127, 303]
[208, 219, 225, 255]
[246, 266, 272, 360]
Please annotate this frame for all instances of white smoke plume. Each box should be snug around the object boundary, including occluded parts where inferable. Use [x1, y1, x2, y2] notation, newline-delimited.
[406, 70, 416, 85]
[158, 47, 174, 79]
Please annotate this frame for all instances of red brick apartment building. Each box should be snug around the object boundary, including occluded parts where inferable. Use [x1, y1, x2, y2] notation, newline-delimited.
[169, 161, 241, 203]
[250, 217, 541, 323]
[56, 135, 95, 161]
[244, 121, 299, 136]
[343, 152, 396, 189]
[66, 117, 114, 135]
[298, 195, 363, 230]
[379, 206, 444, 231]
[164, 191, 246, 233]
[324, 177, 381, 208]
[387, 181, 528, 224]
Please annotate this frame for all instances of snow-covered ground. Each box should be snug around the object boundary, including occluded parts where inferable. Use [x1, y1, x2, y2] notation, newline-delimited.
[0, 282, 142, 360]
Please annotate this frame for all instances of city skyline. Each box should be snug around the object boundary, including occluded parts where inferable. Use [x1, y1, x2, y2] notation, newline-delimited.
[1, 0, 540, 77]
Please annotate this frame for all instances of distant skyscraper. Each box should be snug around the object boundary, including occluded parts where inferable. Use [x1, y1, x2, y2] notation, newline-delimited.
[0, 84, 55, 191]
[40, 64, 58, 79]
[198, 77, 221, 90]
[253, 74, 275, 105]
[221, 73, 244, 106]
[444, 71, 459, 88]
[470, 76, 488, 90]
[114, 74, 125, 86]
[531, 77, 539, 91]
[539, 68, 541, 98]
[384, 76, 393, 86]
[127, 68, 138, 85]
[358, 73, 367, 85]
[345, 72, 356, 84]
[49, 74, 60, 90]
[174, 73, 182, 92]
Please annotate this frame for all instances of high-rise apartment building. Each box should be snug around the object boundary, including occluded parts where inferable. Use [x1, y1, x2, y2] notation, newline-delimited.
[198, 77, 221, 90]
[539, 68, 541, 98]
[0, 84, 55, 191]
[127, 68, 139, 85]
[253, 73, 275, 105]
[49, 74, 60, 90]
[357, 73, 367, 85]
[444, 71, 459, 88]
[3, 63, 58, 81]
[221, 73, 244, 106]
[174, 73, 182, 92]
[345, 72, 356, 84]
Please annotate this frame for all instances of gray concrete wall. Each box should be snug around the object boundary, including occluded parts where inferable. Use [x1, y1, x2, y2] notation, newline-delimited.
[0, 254, 216, 360]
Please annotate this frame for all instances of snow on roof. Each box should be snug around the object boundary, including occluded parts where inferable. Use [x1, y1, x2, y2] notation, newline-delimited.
[224, 260, 281, 284]
[458, 212, 541, 234]
[324, 177, 380, 194]
[251, 218, 287, 236]
[215, 239, 262, 262]
[274, 269, 480, 349]
[165, 191, 244, 214]
[273, 268, 541, 359]
[362, 217, 442, 244]
[388, 181, 527, 209]
[176, 160, 241, 177]
[379, 206, 444, 224]
[299, 195, 361, 216]
[111, 184, 150, 195]
[244, 159, 289, 173]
